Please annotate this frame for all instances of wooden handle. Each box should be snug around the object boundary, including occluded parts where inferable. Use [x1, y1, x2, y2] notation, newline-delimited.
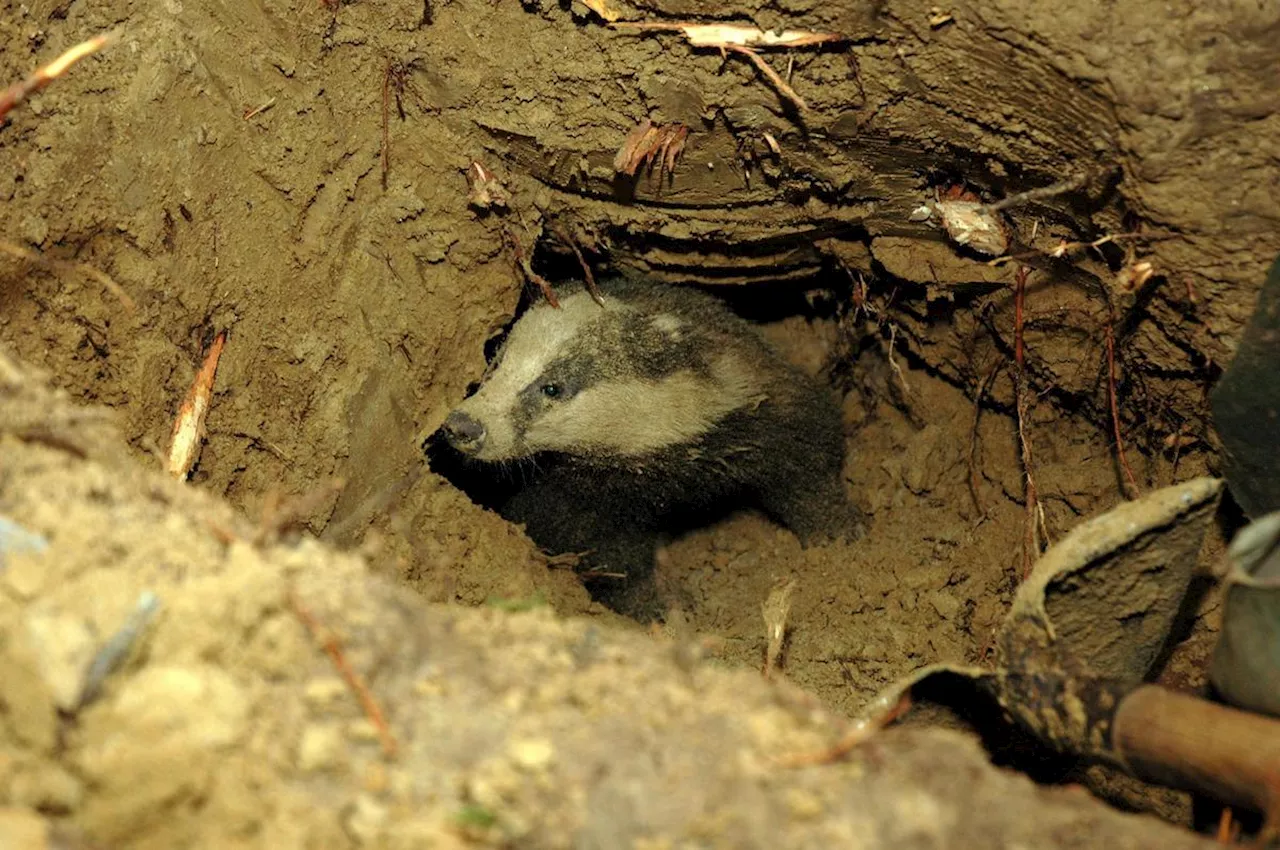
[1112, 685, 1280, 814]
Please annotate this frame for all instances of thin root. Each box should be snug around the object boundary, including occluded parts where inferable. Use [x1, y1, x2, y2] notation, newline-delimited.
[1014, 266, 1039, 581]
[967, 362, 1001, 517]
[254, 477, 348, 547]
[502, 226, 559, 308]
[613, 119, 688, 181]
[0, 32, 117, 123]
[721, 44, 807, 110]
[291, 593, 398, 758]
[549, 223, 603, 305]
[1106, 320, 1140, 499]
[885, 323, 910, 395]
[761, 577, 796, 679]
[242, 97, 276, 121]
[0, 239, 136, 311]
[776, 693, 912, 768]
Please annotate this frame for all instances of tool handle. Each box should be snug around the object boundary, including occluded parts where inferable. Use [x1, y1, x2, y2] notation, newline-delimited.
[1113, 685, 1280, 814]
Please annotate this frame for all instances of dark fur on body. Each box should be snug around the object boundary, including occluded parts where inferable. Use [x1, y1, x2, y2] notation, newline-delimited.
[445, 277, 862, 619]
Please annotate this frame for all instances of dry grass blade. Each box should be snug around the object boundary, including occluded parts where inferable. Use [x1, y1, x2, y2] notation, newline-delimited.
[0, 32, 118, 123]
[166, 330, 227, 480]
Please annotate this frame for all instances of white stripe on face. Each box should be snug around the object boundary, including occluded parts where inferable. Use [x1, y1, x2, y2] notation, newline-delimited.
[454, 291, 617, 460]
[524, 353, 765, 458]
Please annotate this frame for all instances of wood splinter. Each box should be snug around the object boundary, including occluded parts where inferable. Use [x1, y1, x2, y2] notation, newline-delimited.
[166, 330, 228, 480]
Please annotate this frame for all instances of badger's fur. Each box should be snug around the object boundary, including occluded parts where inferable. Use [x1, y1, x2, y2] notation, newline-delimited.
[440, 276, 863, 618]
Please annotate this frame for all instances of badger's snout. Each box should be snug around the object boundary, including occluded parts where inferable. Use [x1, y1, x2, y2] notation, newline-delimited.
[442, 410, 486, 453]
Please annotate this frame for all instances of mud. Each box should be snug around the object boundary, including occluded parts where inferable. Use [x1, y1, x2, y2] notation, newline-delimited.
[1, 0, 1277, 843]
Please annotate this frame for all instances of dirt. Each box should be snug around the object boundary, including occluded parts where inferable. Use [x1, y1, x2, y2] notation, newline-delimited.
[0, 346, 1222, 850]
[1, 0, 1277, 844]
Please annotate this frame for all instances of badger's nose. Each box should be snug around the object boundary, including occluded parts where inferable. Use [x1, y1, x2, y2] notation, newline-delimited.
[442, 411, 486, 452]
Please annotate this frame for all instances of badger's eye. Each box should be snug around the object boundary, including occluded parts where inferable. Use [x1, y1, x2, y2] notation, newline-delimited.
[540, 383, 562, 398]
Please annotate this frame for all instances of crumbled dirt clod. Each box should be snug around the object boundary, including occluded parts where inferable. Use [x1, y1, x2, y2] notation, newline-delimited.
[0, 358, 1218, 848]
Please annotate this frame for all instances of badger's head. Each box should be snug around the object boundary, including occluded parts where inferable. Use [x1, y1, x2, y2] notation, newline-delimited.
[440, 287, 763, 464]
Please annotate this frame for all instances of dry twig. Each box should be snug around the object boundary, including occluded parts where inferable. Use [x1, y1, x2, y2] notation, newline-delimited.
[291, 594, 398, 758]
[610, 22, 843, 49]
[0, 32, 117, 123]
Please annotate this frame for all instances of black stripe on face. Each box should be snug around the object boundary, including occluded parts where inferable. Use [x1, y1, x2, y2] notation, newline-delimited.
[505, 310, 710, 451]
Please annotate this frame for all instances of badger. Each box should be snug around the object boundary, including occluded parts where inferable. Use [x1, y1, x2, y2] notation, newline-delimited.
[439, 276, 863, 619]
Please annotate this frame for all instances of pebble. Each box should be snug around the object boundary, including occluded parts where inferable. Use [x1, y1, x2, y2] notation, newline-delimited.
[304, 676, 350, 708]
[8, 762, 84, 814]
[0, 807, 50, 850]
[297, 723, 345, 773]
[509, 737, 554, 771]
[343, 793, 389, 846]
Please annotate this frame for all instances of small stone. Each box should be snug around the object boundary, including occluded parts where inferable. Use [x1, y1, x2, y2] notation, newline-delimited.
[8, 762, 83, 813]
[784, 788, 824, 820]
[0, 807, 50, 850]
[509, 737, 554, 771]
[113, 666, 249, 747]
[347, 718, 380, 742]
[297, 723, 344, 773]
[363, 761, 389, 793]
[304, 676, 349, 707]
[22, 610, 96, 710]
[928, 590, 962, 621]
[343, 793, 389, 846]
[2, 551, 48, 599]
[19, 213, 48, 246]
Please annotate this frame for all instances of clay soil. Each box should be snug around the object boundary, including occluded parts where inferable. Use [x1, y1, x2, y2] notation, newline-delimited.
[1, 0, 1278, 846]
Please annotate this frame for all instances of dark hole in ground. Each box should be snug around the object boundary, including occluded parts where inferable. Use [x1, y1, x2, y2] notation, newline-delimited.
[427, 240, 871, 590]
